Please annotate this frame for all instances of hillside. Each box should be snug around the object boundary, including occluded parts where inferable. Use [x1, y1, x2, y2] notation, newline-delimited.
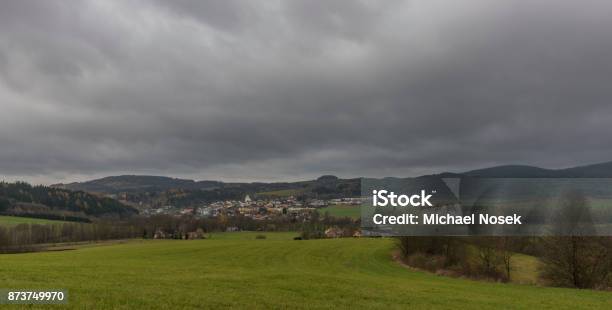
[2, 233, 609, 309]
[557, 161, 612, 177]
[55, 175, 360, 197]
[463, 161, 612, 178]
[56, 160, 612, 197]
[464, 165, 556, 178]
[53, 175, 223, 193]
[54, 175, 361, 208]
[49, 160, 612, 209]
[0, 215, 69, 226]
[0, 182, 137, 219]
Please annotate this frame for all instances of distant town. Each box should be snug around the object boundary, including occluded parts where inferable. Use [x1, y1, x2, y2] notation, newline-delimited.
[138, 195, 363, 221]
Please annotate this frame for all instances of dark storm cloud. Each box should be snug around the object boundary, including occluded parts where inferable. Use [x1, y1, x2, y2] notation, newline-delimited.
[1, 0, 612, 184]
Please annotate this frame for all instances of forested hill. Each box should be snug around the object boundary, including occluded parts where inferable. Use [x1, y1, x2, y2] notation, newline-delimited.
[57, 161, 612, 196]
[463, 161, 612, 178]
[53, 175, 222, 193]
[0, 182, 137, 218]
[48, 160, 612, 209]
[54, 175, 362, 208]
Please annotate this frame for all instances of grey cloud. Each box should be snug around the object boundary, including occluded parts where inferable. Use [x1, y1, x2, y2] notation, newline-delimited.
[1, 0, 612, 184]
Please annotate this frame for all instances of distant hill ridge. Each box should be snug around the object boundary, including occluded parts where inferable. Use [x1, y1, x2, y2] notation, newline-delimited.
[52, 161, 612, 197]
[463, 161, 612, 178]
[53, 175, 223, 193]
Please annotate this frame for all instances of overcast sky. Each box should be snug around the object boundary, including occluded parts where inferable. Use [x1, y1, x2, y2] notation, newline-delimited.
[1, 0, 612, 184]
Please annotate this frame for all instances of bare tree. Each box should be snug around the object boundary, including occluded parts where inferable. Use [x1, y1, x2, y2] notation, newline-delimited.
[540, 191, 612, 288]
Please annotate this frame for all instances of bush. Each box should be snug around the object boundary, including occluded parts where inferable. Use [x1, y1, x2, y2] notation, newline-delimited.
[474, 238, 506, 281]
[406, 253, 447, 272]
[397, 236, 466, 266]
[538, 191, 612, 289]
[397, 236, 508, 282]
[539, 236, 612, 289]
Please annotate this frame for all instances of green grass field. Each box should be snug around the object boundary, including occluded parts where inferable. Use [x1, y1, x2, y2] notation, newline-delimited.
[207, 231, 299, 240]
[318, 204, 361, 219]
[0, 215, 67, 226]
[0, 232, 610, 309]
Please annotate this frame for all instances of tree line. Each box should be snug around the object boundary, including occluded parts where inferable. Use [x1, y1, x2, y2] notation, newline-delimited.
[397, 235, 612, 289]
[0, 222, 141, 253]
[0, 212, 357, 252]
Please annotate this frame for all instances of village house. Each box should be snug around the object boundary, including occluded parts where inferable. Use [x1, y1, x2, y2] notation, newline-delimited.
[186, 228, 205, 239]
[153, 229, 169, 239]
[325, 226, 344, 238]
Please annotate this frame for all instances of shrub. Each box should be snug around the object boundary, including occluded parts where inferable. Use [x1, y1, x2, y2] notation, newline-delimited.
[406, 253, 447, 272]
[539, 236, 612, 289]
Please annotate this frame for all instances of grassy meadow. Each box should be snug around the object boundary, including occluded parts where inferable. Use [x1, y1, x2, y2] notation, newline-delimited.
[318, 204, 361, 219]
[0, 232, 610, 309]
[0, 215, 68, 226]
